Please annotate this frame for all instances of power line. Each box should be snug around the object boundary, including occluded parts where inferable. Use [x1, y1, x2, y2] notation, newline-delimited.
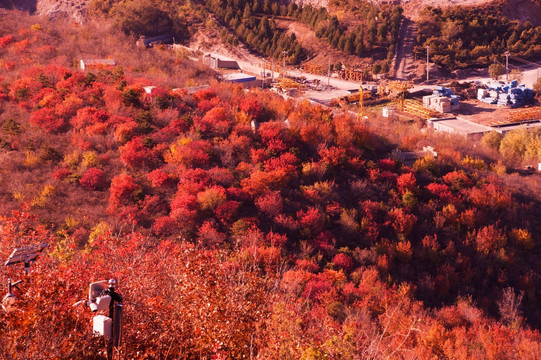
[509, 55, 541, 67]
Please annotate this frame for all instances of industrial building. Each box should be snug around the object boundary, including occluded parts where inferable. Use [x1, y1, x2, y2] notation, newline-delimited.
[202, 54, 240, 70]
[221, 73, 261, 88]
[427, 116, 493, 138]
[79, 59, 116, 70]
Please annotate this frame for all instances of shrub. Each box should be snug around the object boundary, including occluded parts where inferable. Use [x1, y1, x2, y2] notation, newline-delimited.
[147, 169, 170, 187]
[79, 168, 106, 190]
[108, 173, 140, 211]
[481, 131, 503, 150]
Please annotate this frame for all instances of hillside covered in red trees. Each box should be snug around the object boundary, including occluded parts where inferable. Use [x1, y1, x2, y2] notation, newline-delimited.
[1, 11, 541, 359]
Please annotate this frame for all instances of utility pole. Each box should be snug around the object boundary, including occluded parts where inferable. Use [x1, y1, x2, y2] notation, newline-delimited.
[505, 51, 510, 81]
[262, 61, 265, 89]
[327, 58, 331, 88]
[282, 51, 288, 78]
[426, 45, 430, 82]
[358, 72, 364, 121]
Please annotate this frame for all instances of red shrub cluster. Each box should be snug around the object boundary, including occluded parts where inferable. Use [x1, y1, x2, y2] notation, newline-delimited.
[1, 18, 541, 358]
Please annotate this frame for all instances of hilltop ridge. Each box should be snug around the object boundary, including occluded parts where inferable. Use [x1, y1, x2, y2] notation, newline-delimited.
[4, 0, 541, 25]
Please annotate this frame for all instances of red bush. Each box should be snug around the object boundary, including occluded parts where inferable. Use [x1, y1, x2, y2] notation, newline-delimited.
[378, 158, 397, 172]
[79, 168, 105, 190]
[170, 192, 198, 224]
[152, 216, 177, 236]
[319, 146, 347, 167]
[297, 207, 325, 234]
[120, 137, 154, 168]
[147, 169, 170, 187]
[193, 87, 216, 103]
[198, 220, 226, 247]
[388, 208, 417, 236]
[475, 225, 507, 255]
[114, 120, 138, 144]
[52, 168, 72, 180]
[215, 200, 240, 224]
[443, 170, 471, 191]
[332, 253, 354, 272]
[70, 107, 109, 131]
[255, 191, 283, 217]
[108, 174, 140, 211]
[426, 182, 454, 203]
[29, 107, 65, 133]
[194, 106, 231, 137]
[396, 172, 416, 194]
[239, 96, 262, 120]
[0, 35, 13, 49]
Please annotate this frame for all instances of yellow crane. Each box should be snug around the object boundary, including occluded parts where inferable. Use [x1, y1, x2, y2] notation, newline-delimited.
[273, 77, 305, 96]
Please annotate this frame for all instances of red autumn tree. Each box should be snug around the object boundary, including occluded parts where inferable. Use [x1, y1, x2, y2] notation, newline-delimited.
[108, 173, 140, 212]
[119, 136, 155, 169]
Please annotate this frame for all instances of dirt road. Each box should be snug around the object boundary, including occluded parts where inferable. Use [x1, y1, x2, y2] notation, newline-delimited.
[394, 18, 418, 80]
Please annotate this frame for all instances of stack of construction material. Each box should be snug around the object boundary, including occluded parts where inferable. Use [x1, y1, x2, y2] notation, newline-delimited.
[433, 86, 454, 97]
[431, 87, 460, 111]
[450, 95, 460, 108]
[423, 95, 452, 113]
[477, 81, 534, 108]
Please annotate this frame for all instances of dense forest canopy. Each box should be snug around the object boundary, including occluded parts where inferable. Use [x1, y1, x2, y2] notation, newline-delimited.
[416, 5, 541, 70]
[89, 0, 402, 65]
[1, 10, 541, 360]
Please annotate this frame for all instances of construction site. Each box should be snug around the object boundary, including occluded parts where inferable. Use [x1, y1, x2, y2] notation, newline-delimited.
[204, 51, 541, 138]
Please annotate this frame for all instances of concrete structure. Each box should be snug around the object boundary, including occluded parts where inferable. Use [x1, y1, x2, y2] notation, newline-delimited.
[491, 120, 541, 134]
[423, 146, 438, 158]
[79, 59, 116, 70]
[427, 116, 493, 137]
[382, 107, 396, 117]
[392, 146, 437, 165]
[137, 34, 174, 48]
[178, 85, 210, 94]
[203, 54, 240, 70]
[143, 86, 156, 94]
[222, 73, 258, 87]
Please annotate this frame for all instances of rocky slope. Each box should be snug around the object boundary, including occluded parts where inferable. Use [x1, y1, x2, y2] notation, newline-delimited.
[0, 0, 87, 22]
